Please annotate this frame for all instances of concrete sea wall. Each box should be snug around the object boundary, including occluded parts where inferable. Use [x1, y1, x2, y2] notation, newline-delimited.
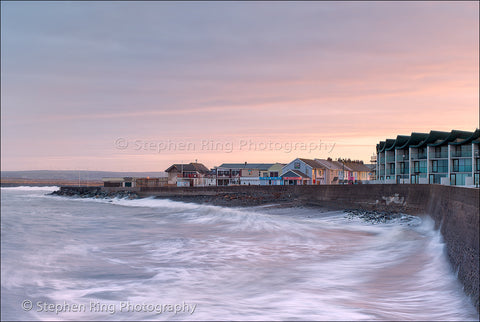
[97, 184, 480, 310]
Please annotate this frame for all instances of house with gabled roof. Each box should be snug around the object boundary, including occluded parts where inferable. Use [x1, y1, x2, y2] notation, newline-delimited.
[341, 161, 372, 183]
[165, 162, 210, 187]
[282, 158, 326, 185]
[315, 158, 344, 184]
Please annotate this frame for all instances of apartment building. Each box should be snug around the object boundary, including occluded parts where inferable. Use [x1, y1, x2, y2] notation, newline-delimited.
[376, 129, 479, 186]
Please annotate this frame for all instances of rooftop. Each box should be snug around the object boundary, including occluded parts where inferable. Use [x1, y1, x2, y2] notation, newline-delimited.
[165, 163, 210, 173]
[281, 169, 310, 178]
[217, 163, 275, 171]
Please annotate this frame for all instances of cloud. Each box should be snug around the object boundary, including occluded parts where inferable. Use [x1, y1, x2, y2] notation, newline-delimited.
[1, 1, 478, 170]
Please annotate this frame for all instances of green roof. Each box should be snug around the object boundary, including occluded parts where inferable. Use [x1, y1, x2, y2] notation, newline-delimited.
[379, 139, 396, 153]
[376, 141, 385, 153]
[428, 130, 474, 147]
[448, 129, 479, 146]
[410, 130, 451, 148]
[394, 132, 429, 150]
[377, 130, 478, 151]
[385, 135, 410, 151]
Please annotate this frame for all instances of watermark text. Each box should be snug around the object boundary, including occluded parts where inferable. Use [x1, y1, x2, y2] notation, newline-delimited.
[114, 138, 336, 154]
[22, 299, 196, 316]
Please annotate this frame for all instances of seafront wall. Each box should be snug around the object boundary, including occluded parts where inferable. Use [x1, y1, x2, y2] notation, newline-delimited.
[425, 185, 479, 311]
[85, 184, 479, 310]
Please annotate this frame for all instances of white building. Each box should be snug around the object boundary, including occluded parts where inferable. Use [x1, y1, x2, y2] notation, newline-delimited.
[216, 163, 275, 186]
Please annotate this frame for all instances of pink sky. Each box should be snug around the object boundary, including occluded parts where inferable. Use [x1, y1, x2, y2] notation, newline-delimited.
[1, 1, 478, 171]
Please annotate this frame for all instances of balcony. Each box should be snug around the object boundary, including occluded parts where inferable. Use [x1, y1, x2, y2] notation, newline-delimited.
[411, 154, 427, 160]
[431, 152, 448, 159]
[412, 165, 427, 173]
[451, 151, 472, 158]
[452, 166, 472, 173]
[396, 154, 409, 161]
[430, 174, 447, 184]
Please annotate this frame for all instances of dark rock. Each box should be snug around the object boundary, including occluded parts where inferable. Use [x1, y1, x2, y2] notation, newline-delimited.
[49, 187, 139, 200]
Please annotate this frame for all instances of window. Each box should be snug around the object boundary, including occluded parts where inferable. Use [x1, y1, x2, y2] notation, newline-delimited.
[453, 158, 472, 172]
[452, 159, 459, 172]
[399, 162, 407, 174]
[413, 161, 420, 173]
[432, 160, 438, 173]
[389, 163, 395, 174]
[437, 160, 448, 173]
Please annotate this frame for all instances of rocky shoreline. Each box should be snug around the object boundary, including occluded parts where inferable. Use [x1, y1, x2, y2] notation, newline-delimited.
[49, 187, 413, 224]
[162, 195, 416, 224]
[50, 187, 139, 199]
[344, 208, 420, 225]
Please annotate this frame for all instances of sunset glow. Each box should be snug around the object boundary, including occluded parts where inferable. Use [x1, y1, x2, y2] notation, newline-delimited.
[1, 1, 478, 171]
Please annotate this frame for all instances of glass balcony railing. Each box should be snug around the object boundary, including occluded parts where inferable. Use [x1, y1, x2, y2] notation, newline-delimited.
[430, 174, 447, 184]
[452, 165, 472, 173]
[430, 167, 448, 174]
[451, 151, 472, 158]
[412, 170, 427, 174]
[411, 153, 427, 160]
[431, 152, 448, 158]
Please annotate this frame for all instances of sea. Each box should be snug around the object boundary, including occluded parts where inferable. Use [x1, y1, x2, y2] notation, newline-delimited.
[1, 186, 478, 321]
